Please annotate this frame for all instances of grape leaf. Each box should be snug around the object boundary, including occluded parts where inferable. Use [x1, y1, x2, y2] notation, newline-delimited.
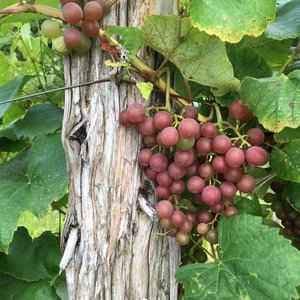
[190, 0, 276, 43]
[274, 127, 300, 143]
[234, 196, 264, 216]
[271, 139, 300, 182]
[142, 16, 238, 93]
[240, 70, 300, 132]
[177, 214, 300, 300]
[266, 0, 300, 40]
[136, 82, 153, 101]
[0, 103, 63, 140]
[283, 182, 300, 212]
[0, 133, 67, 250]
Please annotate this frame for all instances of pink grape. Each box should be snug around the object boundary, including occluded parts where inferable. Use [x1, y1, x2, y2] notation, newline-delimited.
[201, 186, 221, 206]
[201, 122, 218, 138]
[197, 211, 213, 223]
[170, 180, 185, 194]
[187, 176, 205, 194]
[224, 168, 243, 183]
[153, 111, 173, 130]
[237, 175, 256, 193]
[156, 172, 173, 187]
[127, 103, 145, 124]
[149, 153, 168, 172]
[62, 2, 83, 25]
[144, 168, 157, 181]
[247, 128, 265, 146]
[183, 106, 198, 119]
[220, 182, 237, 199]
[155, 186, 171, 199]
[229, 100, 253, 122]
[224, 206, 238, 217]
[225, 147, 245, 168]
[212, 156, 228, 173]
[198, 163, 214, 179]
[212, 135, 232, 154]
[138, 117, 156, 136]
[155, 200, 174, 218]
[196, 137, 212, 155]
[245, 146, 268, 166]
[171, 210, 185, 227]
[138, 149, 152, 167]
[159, 127, 179, 147]
[174, 150, 195, 168]
[178, 118, 200, 138]
[168, 163, 186, 180]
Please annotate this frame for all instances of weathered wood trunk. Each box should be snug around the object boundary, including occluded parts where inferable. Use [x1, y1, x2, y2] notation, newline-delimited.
[61, 1, 180, 299]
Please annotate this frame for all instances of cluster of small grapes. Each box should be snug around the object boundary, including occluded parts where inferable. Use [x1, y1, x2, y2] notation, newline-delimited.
[41, 0, 105, 54]
[120, 100, 269, 246]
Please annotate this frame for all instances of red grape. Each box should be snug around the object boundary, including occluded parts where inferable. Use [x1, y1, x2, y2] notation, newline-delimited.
[181, 220, 193, 233]
[196, 137, 212, 155]
[183, 106, 198, 119]
[212, 156, 228, 173]
[197, 211, 213, 223]
[155, 186, 171, 199]
[159, 127, 179, 147]
[138, 117, 156, 136]
[212, 202, 225, 213]
[201, 122, 218, 138]
[176, 137, 195, 150]
[119, 111, 131, 127]
[174, 150, 195, 168]
[229, 100, 253, 122]
[62, 2, 83, 24]
[245, 146, 268, 166]
[155, 200, 174, 218]
[153, 111, 173, 130]
[64, 28, 82, 49]
[156, 172, 173, 187]
[127, 103, 145, 124]
[225, 147, 245, 168]
[247, 128, 265, 146]
[197, 223, 209, 235]
[187, 176, 205, 194]
[138, 149, 152, 167]
[212, 135, 232, 154]
[81, 20, 100, 37]
[186, 163, 198, 177]
[170, 180, 185, 194]
[144, 168, 157, 181]
[178, 118, 200, 138]
[224, 206, 238, 217]
[84, 1, 104, 21]
[176, 232, 190, 246]
[220, 182, 237, 199]
[224, 168, 243, 183]
[168, 163, 186, 180]
[206, 229, 218, 244]
[186, 213, 196, 224]
[149, 153, 168, 172]
[201, 186, 221, 206]
[171, 210, 185, 227]
[237, 175, 256, 193]
[198, 163, 214, 179]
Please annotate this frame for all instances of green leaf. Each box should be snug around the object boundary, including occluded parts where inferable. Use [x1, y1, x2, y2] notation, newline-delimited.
[234, 196, 265, 216]
[283, 181, 300, 212]
[142, 16, 238, 93]
[0, 227, 60, 281]
[274, 127, 300, 143]
[136, 82, 153, 101]
[0, 138, 28, 153]
[271, 139, 300, 182]
[240, 70, 300, 132]
[0, 133, 67, 249]
[176, 214, 300, 300]
[0, 104, 63, 140]
[266, 0, 300, 40]
[227, 44, 272, 80]
[106, 26, 144, 55]
[190, 0, 276, 43]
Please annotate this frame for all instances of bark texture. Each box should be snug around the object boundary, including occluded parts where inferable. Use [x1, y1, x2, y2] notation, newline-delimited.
[61, 1, 180, 299]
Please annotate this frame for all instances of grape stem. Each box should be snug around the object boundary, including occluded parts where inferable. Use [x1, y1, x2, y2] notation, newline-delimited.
[222, 121, 251, 147]
[213, 103, 224, 131]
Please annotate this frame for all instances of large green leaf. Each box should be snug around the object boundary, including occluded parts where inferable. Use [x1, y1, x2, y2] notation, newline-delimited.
[266, 0, 300, 40]
[190, 0, 276, 43]
[274, 127, 300, 143]
[142, 16, 238, 93]
[177, 214, 300, 300]
[0, 103, 63, 140]
[0, 133, 67, 249]
[271, 139, 300, 182]
[240, 70, 300, 132]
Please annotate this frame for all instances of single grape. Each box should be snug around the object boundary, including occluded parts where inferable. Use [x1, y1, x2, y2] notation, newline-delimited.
[178, 118, 200, 139]
[176, 231, 190, 246]
[212, 156, 228, 173]
[171, 210, 185, 227]
[41, 20, 62, 39]
[127, 103, 145, 124]
[74, 34, 91, 55]
[186, 163, 198, 177]
[84, 1, 104, 21]
[64, 28, 82, 49]
[181, 220, 193, 233]
[197, 211, 213, 223]
[168, 163, 186, 180]
[156, 172, 173, 187]
[183, 106, 198, 119]
[212, 203, 224, 213]
[176, 137, 195, 150]
[170, 180, 185, 194]
[196, 137, 212, 155]
[206, 229, 218, 244]
[247, 128, 265, 146]
[229, 100, 253, 122]
[197, 223, 209, 235]
[174, 150, 195, 168]
[149, 153, 168, 172]
[220, 182, 237, 199]
[153, 111, 173, 130]
[144, 168, 157, 181]
[52, 36, 70, 55]
[155, 200, 174, 218]
[138, 149, 152, 167]
[155, 186, 171, 199]
[225, 147, 245, 168]
[187, 176, 205, 194]
[81, 20, 100, 37]
[62, 2, 83, 25]
[143, 135, 157, 147]
[160, 218, 172, 229]
[224, 206, 238, 217]
[201, 186, 221, 206]
[245, 146, 268, 166]
[201, 122, 218, 138]
[198, 163, 214, 179]
[138, 117, 156, 136]
[212, 135, 232, 154]
[186, 213, 196, 224]
[236, 175, 256, 193]
[224, 168, 243, 183]
[159, 127, 179, 147]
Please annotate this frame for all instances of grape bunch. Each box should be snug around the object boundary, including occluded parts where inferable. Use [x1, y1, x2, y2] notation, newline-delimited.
[40, 0, 105, 55]
[120, 100, 269, 246]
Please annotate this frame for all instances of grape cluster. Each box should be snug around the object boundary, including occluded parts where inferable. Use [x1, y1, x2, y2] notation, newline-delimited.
[41, 0, 105, 55]
[120, 100, 269, 246]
